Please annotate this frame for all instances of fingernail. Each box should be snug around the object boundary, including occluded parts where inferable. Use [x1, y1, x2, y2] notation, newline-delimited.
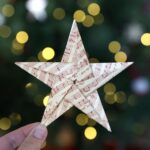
[33, 124, 47, 140]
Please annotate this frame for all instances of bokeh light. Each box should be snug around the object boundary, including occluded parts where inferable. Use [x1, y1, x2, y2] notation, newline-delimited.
[53, 8, 66, 20]
[0, 117, 11, 130]
[87, 3, 100, 16]
[0, 25, 11, 38]
[11, 39, 24, 55]
[94, 14, 104, 25]
[42, 47, 55, 61]
[89, 57, 99, 63]
[73, 10, 86, 23]
[0, 13, 5, 25]
[141, 33, 150, 46]
[2, 4, 15, 17]
[114, 91, 126, 104]
[108, 41, 121, 53]
[104, 94, 115, 104]
[16, 31, 29, 44]
[25, 82, 33, 88]
[104, 83, 116, 95]
[87, 118, 96, 126]
[9, 113, 22, 126]
[114, 51, 127, 62]
[43, 95, 49, 107]
[76, 113, 88, 126]
[84, 126, 97, 140]
[82, 15, 94, 27]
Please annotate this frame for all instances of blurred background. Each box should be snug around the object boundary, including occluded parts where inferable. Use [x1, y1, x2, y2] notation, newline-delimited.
[0, 0, 150, 149]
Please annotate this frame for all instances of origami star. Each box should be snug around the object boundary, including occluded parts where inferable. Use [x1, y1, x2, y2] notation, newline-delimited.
[15, 20, 133, 132]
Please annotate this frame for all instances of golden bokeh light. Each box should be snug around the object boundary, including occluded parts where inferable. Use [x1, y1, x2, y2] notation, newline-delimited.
[9, 113, 22, 125]
[0, 117, 11, 130]
[108, 41, 121, 53]
[114, 91, 126, 104]
[104, 83, 116, 95]
[43, 95, 49, 107]
[114, 51, 127, 62]
[73, 10, 86, 22]
[16, 31, 29, 44]
[87, 3, 100, 16]
[82, 15, 94, 27]
[25, 82, 33, 88]
[11, 40, 24, 55]
[104, 94, 115, 104]
[53, 8, 66, 20]
[94, 14, 104, 25]
[0, 25, 11, 38]
[2, 4, 15, 17]
[37, 51, 46, 61]
[76, 113, 88, 126]
[141, 33, 150, 46]
[42, 47, 55, 61]
[84, 126, 97, 140]
[87, 118, 96, 126]
[89, 57, 99, 63]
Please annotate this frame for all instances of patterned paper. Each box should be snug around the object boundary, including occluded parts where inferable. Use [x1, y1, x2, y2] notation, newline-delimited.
[15, 20, 133, 131]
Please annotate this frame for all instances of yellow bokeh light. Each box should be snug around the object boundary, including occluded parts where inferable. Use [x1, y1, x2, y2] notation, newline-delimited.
[94, 14, 104, 25]
[141, 33, 150, 46]
[89, 57, 99, 63]
[114, 91, 126, 104]
[84, 126, 97, 140]
[53, 8, 66, 20]
[76, 113, 88, 126]
[87, 118, 96, 126]
[104, 94, 115, 104]
[9, 113, 22, 125]
[104, 83, 116, 95]
[0, 117, 11, 130]
[25, 82, 32, 88]
[43, 95, 49, 107]
[42, 47, 55, 61]
[0, 25, 11, 38]
[73, 10, 86, 22]
[2, 4, 15, 17]
[16, 31, 29, 44]
[114, 51, 127, 62]
[108, 41, 121, 53]
[37, 51, 46, 62]
[88, 3, 100, 16]
[82, 15, 94, 27]
[11, 40, 24, 55]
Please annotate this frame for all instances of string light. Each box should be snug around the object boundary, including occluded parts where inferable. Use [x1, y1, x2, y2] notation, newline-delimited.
[104, 83, 116, 95]
[16, 31, 29, 44]
[141, 33, 150, 46]
[2, 4, 15, 17]
[76, 113, 88, 126]
[114, 51, 127, 62]
[108, 41, 121, 53]
[53, 8, 66, 20]
[87, 3, 100, 16]
[0, 117, 11, 130]
[73, 10, 86, 22]
[43, 95, 49, 106]
[84, 126, 97, 140]
[0, 25, 11, 38]
[41, 47, 55, 61]
[82, 15, 94, 27]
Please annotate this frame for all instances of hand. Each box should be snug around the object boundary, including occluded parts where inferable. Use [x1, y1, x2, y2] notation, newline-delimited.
[0, 123, 48, 150]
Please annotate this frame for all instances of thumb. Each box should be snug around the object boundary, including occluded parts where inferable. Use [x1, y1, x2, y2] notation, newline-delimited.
[18, 124, 47, 150]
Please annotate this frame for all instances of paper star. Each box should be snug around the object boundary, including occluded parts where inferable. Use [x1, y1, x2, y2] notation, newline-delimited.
[15, 20, 133, 131]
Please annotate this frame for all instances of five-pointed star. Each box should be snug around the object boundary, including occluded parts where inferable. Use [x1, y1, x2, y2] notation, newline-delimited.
[15, 20, 133, 132]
